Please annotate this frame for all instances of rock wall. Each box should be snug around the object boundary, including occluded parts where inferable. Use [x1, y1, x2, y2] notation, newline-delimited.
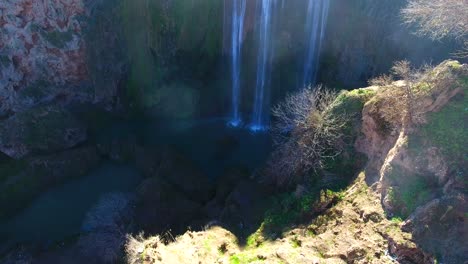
[0, 0, 92, 117]
[355, 61, 467, 263]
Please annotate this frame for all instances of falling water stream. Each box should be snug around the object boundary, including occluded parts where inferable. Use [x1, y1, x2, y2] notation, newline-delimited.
[224, 0, 330, 131]
[302, 0, 330, 88]
[249, 0, 275, 132]
[226, 0, 247, 127]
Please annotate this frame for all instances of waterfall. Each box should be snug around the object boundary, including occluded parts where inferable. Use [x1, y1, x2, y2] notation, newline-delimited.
[302, 0, 330, 89]
[249, 0, 275, 132]
[226, 0, 247, 127]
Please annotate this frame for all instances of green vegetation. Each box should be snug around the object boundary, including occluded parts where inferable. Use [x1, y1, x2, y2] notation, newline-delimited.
[253, 188, 344, 241]
[118, 0, 222, 110]
[0, 55, 10, 67]
[324, 88, 375, 174]
[229, 253, 261, 264]
[419, 92, 467, 167]
[386, 165, 434, 218]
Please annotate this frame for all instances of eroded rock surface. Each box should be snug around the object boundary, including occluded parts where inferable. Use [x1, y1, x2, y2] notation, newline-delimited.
[0, 0, 89, 117]
[0, 105, 87, 159]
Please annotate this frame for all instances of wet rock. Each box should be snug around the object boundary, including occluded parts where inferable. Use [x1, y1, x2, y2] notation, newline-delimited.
[135, 176, 202, 234]
[0, 105, 87, 159]
[220, 179, 270, 234]
[158, 149, 215, 203]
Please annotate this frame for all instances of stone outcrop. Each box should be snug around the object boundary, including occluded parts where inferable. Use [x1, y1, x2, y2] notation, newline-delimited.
[356, 61, 467, 263]
[0, 0, 90, 117]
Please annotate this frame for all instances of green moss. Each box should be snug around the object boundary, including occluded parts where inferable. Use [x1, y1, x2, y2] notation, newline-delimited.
[333, 88, 376, 115]
[290, 236, 302, 248]
[40, 30, 74, 48]
[0, 55, 10, 67]
[229, 253, 261, 264]
[419, 92, 467, 167]
[386, 166, 435, 218]
[257, 188, 344, 239]
[18, 80, 52, 101]
[445, 60, 462, 70]
[323, 89, 375, 174]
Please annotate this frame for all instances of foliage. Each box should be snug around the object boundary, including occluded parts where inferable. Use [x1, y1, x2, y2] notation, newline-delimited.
[386, 165, 435, 218]
[267, 86, 349, 185]
[256, 188, 344, 240]
[419, 91, 467, 169]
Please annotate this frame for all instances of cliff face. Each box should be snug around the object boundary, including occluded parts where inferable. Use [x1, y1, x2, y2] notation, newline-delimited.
[0, 0, 91, 117]
[355, 61, 468, 263]
[0, 0, 459, 118]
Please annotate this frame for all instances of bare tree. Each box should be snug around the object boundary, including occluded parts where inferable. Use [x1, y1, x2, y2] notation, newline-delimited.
[402, 0, 468, 40]
[266, 86, 348, 186]
[402, 0, 468, 58]
[391, 60, 415, 126]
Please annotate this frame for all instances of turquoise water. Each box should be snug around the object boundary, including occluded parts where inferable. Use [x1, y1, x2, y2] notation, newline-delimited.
[103, 118, 273, 179]
[0, 162, 141, 245]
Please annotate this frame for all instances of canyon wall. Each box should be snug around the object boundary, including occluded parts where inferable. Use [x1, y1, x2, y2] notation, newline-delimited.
[0, 0, 460, 118]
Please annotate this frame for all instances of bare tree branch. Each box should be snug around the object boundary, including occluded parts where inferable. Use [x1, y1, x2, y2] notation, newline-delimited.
[266, 86, 348, 186]
[402, 0, 468, 40]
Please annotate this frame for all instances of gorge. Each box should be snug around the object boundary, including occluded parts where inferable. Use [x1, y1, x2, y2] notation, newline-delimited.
[0, 0, 466, 263]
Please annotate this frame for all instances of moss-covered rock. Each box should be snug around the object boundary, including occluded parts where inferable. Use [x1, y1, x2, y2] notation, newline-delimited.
[0, 105, 87, 159]
[323, 88, 376, 175]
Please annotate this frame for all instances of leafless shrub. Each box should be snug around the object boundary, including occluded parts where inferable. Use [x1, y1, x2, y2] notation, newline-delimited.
[371, 60, 463, 129]
[266, 86, 348, 186]
[402, 0, 468, 40]
[125, 234, 162, 264]
[391, 60, 416, 126]
[452, 41, 468, 58]
[368, 74, 394, 87]
[402, 0, 468, 58]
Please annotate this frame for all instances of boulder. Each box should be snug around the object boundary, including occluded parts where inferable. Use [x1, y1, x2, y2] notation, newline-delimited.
[158, 149, 215, 203]
[401, 195, 468, 264]
[135, 176, 202, 234]
[0, 105, 87, 159]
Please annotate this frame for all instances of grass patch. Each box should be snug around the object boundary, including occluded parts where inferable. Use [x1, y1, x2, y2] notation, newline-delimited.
[387, 166, 435, 218]
[419, 92, 467, 169]
[229, 253, 261, 264]
[257, 188, 344, 239]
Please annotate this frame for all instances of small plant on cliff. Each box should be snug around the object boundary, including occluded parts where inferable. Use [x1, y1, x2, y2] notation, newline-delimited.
[266, 85, 348, 185]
